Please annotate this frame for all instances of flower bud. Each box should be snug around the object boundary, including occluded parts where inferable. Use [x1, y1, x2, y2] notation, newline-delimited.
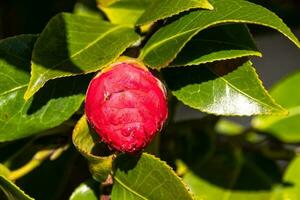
[85, 60, 168, 154]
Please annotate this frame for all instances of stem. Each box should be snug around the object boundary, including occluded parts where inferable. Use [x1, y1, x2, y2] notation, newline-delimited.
[8, 149, 53, 181]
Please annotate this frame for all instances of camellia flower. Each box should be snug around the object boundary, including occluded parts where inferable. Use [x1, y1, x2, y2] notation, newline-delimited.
[85, 59, 168, 154]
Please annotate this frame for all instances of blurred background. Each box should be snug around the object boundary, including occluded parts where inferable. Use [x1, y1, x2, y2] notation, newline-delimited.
[0, 0, 300, 122]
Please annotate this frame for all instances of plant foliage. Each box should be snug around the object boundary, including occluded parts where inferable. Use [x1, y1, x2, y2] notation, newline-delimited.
[0, 0, 300, 199]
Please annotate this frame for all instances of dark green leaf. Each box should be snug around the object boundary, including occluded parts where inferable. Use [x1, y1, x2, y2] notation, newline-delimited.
[24, 13, 140, 99]
[253, 71, 300, 142]
[69, 179, 99, 200]
[0, 175, 34, 200]
[140, 0, 300, 69]
[111, 153, 193, 200]
[163, 61, 286, 116]
[0, 35, 89, 141]
[171, 24, 261, 67]
[136, 0, 213, 25]
[72, 116, 114, 182]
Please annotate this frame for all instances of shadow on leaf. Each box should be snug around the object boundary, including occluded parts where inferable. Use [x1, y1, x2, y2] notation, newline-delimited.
[113, 153, 141, 173]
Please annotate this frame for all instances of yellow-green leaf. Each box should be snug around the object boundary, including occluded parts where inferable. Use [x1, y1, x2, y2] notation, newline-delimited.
[136, 0, 213, 25]
[72, 116, 114, 182]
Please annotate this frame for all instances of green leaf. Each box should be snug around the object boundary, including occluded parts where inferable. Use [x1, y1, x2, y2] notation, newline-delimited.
[140, 0, 300, 69]
[72, 115, 114, 182]
[97, 0, 151, 25]
[179, 146, 282, 200]
[111, 153, 193, 200]
[73, 2, 104, 19]
[252, 71, 300, 142]
[171, 24, 262, 67]
[163, 60, 287, 116]
[24, 13, 140, 100]
[215, 119, 244, 136]
[0, 35, 89, 142]
[136, 0, 213, 25]
[0, 175, 34, 200]
[281, 155, 300, 199]
[69, 179, 99, 200]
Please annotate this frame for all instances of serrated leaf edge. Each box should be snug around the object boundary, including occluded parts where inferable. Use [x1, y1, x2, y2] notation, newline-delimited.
[171, 61, 288, 116]
[24, 14, 140, 100]
[113, 153, 195, 200]
[136, 0, 214, 26]
[140, 6, 300, 69]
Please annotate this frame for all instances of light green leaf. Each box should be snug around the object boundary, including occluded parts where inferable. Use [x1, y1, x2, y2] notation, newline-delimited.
[24, 13, 140, 100]
[252, 71, 300, 142]
[215, 119, 244, 136]
[69, 179, 99, 200]
[73, 2, 104, 19]
[171, 24, 262, 67]
[0, 35, 89, 142]
[281, 155, 300, 199]
[111, 153, 193, 200]
[0, 175, 34, 200]
[97, 0, 151, 25]
[72, 115, 114, 182]
[179, 146, 282, 200]
[136, 0, 213, 25]
[162, 61, 287, 116]
[140, 0, 300, 69]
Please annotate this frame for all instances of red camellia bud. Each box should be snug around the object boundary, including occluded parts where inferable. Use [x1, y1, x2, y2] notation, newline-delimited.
[85, 59, 168, 154]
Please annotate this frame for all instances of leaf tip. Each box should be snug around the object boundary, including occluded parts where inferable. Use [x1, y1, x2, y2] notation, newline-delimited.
[23, 89, 33, 101]
[204, 2, 214, 10]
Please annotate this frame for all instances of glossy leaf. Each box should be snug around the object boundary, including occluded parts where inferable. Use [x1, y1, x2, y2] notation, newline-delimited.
[97, 0, 151, 25]
[69, 179, 99, 200]
[111, 153, 193, 200]
[0, 175, 34, 200]
[163, 61, 286, 116]
[171, 24, 261, 67]
[24, 13, 140, 99]
[136, 0, 213, 25]
[253, 71, 300, 142]
[72, 115, 114, 182]
[0, 35, 89, 142]
[140, 0, 300, 69]
[179, 146, 282, 199]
